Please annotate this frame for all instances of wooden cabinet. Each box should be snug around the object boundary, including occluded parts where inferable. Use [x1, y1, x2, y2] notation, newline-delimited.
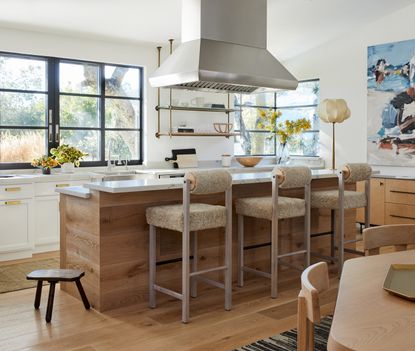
[385, 179, 415, 224]
[357, 177, 415, 226]
[356, 178, 385, 225]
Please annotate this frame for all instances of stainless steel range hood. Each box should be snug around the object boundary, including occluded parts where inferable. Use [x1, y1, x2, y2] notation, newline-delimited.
[149, 0, 298, 94]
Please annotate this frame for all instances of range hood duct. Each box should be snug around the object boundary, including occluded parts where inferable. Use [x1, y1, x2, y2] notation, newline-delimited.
[149, 0, 298, 94]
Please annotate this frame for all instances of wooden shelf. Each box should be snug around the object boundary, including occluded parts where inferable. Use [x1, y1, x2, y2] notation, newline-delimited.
[156, 105, 236, 113]
[156, 131, 239, 138]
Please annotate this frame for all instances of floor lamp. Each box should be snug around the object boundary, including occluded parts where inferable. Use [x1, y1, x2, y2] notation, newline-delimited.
[317, 99, 351, 170]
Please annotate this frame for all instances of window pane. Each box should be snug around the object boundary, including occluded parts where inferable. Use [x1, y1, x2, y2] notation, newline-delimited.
[60, 130, 100, 161]
[59, 62, 99, 95]
[235, 92, 275, 107]
[105, 98, 140, 129]
[276, 81, 319, 107]
[60, 96, 99, 128]
[0, 92, 46, 126]
[287, 131, 320, 156]
[234, 132, 275, 156]
[105, 66, 140, 98]
[0, 56, 47, 91]
[234, 108, 265, 130]
[106, 131, 140, 160]
[0, 129, 46, 162]
[278, 107, 319, 130]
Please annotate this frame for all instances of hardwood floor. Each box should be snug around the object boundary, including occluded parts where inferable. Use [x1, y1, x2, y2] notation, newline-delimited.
[0, 259, 339, 351]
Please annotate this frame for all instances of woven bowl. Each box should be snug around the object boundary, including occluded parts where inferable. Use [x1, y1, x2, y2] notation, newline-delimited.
[235, 156, 263, 167]
[213, 123, 233, 134]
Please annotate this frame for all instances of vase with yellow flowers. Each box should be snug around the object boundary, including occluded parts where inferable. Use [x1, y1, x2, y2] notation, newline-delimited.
[31, 155, 59, 175]
[258, 109, 311, 164]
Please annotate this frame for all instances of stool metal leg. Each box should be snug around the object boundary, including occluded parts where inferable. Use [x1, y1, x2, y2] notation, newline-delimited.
[271, 176, 279, 299]
[191, 231, 198, 298]
[237, 214, 244, 287]
[34, 280, 42, 309]
[149, 224, 157, 309]
[224, 187, 232, 311]
[45, 282, 56, 323]
[182, 180, 191, 323]
[75, 279, 90, 309]
[338, 177, 345, 274]
[364, 179, 371, 230]
[304, 184, 311, 267]
[330, 209, 336, 262]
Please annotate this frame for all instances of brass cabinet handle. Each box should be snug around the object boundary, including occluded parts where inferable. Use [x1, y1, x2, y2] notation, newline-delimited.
[55, 184, 70, 188]
[5, 201, 21, 205]
[4, 187, 21, 192]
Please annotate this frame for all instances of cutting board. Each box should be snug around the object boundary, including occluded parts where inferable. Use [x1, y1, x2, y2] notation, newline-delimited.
[176, 154, 198, 168]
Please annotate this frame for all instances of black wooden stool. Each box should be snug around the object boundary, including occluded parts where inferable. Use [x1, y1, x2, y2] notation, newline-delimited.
[26, 269, 90, 323]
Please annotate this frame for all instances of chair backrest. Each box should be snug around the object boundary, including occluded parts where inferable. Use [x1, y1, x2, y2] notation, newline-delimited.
[299, 262, 329, 324]
[363, 224, 415, 255]
[185, 170, 232, 195]
[273, 166, 312, 189]
[341, 163, 372, 184]
[297, 262, 329, 351]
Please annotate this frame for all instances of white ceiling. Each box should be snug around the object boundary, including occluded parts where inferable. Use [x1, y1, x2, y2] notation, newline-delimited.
[0, 0, 413, 60]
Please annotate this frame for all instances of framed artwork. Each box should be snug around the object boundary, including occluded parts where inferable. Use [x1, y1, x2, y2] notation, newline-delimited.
[367, 38, 415, 166]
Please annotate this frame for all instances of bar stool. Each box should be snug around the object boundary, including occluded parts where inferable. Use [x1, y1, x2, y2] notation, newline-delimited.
[235, 166, 312, 298]
[146, 170, 232, 323]
[310, 163, 371, 272]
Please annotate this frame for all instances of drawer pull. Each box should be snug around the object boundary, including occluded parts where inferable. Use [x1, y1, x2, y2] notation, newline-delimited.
[390, 190, 415, 195]
[5, 187, 21, 192]
[5, 201, 21, 205]
[55, 184, 70, 188]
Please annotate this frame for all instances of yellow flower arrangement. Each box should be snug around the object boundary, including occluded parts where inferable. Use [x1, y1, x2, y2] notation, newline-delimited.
[257, 109, 311, 145]
[31, 155, 59, 169]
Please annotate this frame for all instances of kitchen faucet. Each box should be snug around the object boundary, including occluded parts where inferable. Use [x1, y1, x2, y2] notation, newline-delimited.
[107, 139, 113, 171]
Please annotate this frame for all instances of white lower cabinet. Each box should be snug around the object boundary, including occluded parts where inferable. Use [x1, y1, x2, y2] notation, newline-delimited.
[34, 196, 60, 253]
[0, 198, 34, 260]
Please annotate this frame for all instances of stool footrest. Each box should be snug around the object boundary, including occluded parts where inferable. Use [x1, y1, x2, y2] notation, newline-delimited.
[194, 275, 225, 290]
[154, 284, 183, 301]
[189, 265, 227, 277]
[243, 266, 271, 279]
[344, 248, 365, 256]
[277, 250, 307, 259]
[311, 251, 338, 262]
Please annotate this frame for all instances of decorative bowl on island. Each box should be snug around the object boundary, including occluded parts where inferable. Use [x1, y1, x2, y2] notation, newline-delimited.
[235, 156, 263, 167]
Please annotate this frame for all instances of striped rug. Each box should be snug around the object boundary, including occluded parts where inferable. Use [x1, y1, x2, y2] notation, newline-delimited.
[234, 315, 332, 351]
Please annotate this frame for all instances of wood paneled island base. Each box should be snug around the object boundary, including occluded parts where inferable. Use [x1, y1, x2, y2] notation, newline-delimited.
[59, 175, 357, 312]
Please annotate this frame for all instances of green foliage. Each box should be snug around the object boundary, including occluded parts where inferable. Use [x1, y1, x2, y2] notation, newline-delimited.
[50, 144, 88, 166]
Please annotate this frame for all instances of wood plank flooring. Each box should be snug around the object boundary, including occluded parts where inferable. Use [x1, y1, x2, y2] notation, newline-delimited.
[0, 252, 340, 351]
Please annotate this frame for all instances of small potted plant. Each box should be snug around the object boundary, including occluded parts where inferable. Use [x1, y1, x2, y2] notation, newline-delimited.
[50, 144, 88, 173]
[258, 109, 311, 164]
[31, 155, 59, 175]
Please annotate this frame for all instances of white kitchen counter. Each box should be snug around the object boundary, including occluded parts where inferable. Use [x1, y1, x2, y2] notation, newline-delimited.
[57, 169, 338, 198]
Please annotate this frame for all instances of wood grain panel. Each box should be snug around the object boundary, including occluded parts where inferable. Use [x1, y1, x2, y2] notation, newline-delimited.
[385, 178, 415, 204]
[356, 178, 385, 225]
[385, 203, 415, 224]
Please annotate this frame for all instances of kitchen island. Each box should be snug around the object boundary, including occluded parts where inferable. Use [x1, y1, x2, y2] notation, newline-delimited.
[57, 170, 357, 312]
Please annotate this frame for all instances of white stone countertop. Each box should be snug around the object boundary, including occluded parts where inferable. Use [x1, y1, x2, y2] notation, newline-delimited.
[57, 169, 339, 198]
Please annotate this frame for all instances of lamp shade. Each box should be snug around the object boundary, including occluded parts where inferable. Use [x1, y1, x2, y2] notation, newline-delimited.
[317, 98, 351, 124]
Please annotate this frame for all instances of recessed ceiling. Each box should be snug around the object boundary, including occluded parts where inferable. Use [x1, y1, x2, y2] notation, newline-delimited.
[0, 0, 413, 60]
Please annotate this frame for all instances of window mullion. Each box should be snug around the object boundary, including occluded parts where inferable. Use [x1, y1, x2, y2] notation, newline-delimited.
[100, 64, 106, 163]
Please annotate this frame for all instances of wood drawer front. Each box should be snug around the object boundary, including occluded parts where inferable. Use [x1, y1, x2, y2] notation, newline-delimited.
[386, 179, 415, 205]
[0, 184, 33, 200]
[385, 203, 415, 224]
[35, 180, 88, 197]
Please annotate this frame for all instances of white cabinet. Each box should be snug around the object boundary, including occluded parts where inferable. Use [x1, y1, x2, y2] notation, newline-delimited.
[33, 178, 89, 253]
[0, 195, 34, 261]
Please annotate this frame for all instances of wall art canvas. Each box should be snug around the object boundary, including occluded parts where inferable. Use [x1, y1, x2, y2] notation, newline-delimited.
[367, 38, 415, 166]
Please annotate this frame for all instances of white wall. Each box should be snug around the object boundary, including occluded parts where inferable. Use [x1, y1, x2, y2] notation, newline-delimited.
[0, 27, 233, 166]
[284, 3, 415, 175]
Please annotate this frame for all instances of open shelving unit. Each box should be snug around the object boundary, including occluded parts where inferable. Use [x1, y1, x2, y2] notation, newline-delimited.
[155, 40, 240, 139]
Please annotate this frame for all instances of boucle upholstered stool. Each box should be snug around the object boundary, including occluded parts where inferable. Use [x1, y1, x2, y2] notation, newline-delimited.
[235, 166, 312, 299]
[310, 163, 371, 272]
[146, 170, 232, 323]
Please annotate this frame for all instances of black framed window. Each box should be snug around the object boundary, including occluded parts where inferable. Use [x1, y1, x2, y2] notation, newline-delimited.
[234, 79, 320, 157]
[0, 52, 143, 169]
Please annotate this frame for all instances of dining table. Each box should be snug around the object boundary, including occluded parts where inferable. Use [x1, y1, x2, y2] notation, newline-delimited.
[328, 250, 415, 351]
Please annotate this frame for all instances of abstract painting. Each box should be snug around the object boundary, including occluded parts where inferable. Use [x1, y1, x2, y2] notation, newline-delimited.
[367, 38, 415, 166]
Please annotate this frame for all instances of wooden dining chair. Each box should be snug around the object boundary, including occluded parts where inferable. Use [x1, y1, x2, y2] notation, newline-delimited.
[363, 224, 415, 256]
[297, 261, 329, 351]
